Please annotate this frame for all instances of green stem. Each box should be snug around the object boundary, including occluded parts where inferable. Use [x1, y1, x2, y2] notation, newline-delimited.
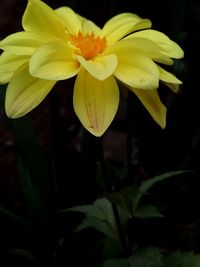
[96, 137, 129, 256]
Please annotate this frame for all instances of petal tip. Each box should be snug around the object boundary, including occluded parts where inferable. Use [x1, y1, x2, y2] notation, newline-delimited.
[158, 109, 167, 129]
[5, 105, 19, 119]
[160, 120, 166, 129]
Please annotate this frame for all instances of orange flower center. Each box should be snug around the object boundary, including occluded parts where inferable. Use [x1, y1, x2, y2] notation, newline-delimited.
[69, 32, 106, 60]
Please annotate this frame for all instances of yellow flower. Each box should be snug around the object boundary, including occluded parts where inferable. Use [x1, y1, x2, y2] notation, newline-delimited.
[0, 0, 183, 136]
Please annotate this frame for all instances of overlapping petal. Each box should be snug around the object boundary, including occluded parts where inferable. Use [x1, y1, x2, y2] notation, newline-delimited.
[30, 40, 79, 80]
[5, 63, 56, 118]
[55, 7, 82, 34]
[76, 54, 117, 81]
[131, 88, 167, 128]
[73, 68, 119, 136]
[158, 66, 182, 93]
[127, 30, 184, 58]
[79, 17, 101, 35]
[22, 0, 65, 38]
[110, 44, 159, 89]
[150, 52, 173, 65]
[0, 31, 58, 56]
[101, 13, 151, 45]
[109, 37, 173, 65]
[0, 52, 29, 84]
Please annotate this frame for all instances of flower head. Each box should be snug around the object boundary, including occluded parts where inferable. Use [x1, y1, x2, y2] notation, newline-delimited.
[0, 0, 184, 136]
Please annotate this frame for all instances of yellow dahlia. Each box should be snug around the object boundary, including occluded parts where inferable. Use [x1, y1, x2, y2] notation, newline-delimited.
[0, 0, 183, 136]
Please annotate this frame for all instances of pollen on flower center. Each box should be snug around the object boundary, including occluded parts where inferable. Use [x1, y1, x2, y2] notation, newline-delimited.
[69, 32, 106, 60]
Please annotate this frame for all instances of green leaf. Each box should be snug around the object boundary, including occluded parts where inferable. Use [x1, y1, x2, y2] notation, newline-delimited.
[107, 171, 191, 220]
[66, 198, 119, 239]
[133, 170, 191, 212]
[164, 251, 200, 267]
[135, 204, 164, 218]
[67, 204, 105, 220]
[102, 247, 163, 267]
[107, 185, 139, 218]
[128, 247, 163, 267]
[68, 198, 116, 227]
[103, 258, 130, 267]
[76, 216, 117, 239]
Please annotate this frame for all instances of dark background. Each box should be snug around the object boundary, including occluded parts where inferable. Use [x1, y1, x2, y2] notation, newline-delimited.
[0, 0, 200, 266]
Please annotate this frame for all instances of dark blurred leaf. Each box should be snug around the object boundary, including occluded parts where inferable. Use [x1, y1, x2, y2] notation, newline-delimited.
[7, 249, 39, 264]
[18, 156, 48, 222]
[100, 237, 122, 260]
[10, 117, 51, 222]
[133, 170, 191, 212]
[103, 258, 130, 267]
[135, 204, 164, 219]
[102, 247, 163, 267]
[128, 247, 163, 267]
[0, 205, 32, 225]
[164, 251, 200, 267]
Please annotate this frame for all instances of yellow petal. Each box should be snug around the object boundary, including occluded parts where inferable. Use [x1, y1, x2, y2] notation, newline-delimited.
[127, 30, 184, 58]
[81, 17, 101, 35]
[111, 46, 159, 89]
[158, 66, 181, 93]
[131, 88, 167, 128]
[101, 13, 151, 45]
[0, 31, 58, 55]
[119, 37, 173, 65]
[22, 0, 65, 38]
[30, 41, 79, 80]
[159, 66, 181, 93]
[163, 82, 180, 93]
[158, 66, 182, 83]
[150, 53, 174, 65]
[73, 68, 119, 136]
[5, 63, 56, 118]
[76, 54, 117, 81]
[55, 7, 82, 34]
[0, 51, 29, 84]
[75, 14, 101, 34]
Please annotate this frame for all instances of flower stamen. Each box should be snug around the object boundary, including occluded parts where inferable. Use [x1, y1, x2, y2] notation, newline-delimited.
[69, 32, 106, 60]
